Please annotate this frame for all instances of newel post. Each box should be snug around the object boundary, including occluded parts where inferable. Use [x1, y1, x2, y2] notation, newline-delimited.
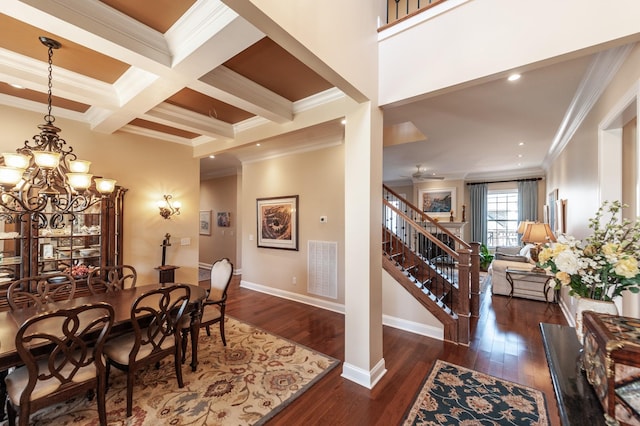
[456, 248, 471, 345]
[469, 242, 480, 317]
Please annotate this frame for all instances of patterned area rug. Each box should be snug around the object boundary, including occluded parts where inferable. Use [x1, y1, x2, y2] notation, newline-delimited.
[403, 360, 549, 425]
[8, 316, 340, 425]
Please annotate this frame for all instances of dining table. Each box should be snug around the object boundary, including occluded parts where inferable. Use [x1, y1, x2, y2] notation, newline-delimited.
[0, 282, 207, 371]
[0, 282, 207, 420]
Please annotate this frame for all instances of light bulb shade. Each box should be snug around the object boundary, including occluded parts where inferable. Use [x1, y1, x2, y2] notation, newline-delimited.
[66, 173, 93, 190]
[0, 167, 24, 186]
[173, 201, 181, 209]
[522, 222, 557, 244]
[94, 178, 116, 194]
[32, 151, 61, 169]
[2, 153, 29, 169]
[69, 160, 91, 173]
[517, 220, 533, 234]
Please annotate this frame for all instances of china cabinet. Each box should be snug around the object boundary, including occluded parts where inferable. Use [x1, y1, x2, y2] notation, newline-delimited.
[0, 187, 126, 295]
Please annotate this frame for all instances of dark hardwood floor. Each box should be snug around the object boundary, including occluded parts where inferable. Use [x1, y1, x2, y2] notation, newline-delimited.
[215, 275, 568, 425]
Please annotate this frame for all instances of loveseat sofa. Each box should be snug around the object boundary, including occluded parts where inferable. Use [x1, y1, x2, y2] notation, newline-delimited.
[488, 244, 548, 301]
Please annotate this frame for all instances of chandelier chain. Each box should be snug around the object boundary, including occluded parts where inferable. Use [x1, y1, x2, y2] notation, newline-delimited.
[46, 43, 54, 124]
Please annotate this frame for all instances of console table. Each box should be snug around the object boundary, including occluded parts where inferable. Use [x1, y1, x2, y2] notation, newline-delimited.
[506, 268, 555, 302]
[540, 323, 605, 425]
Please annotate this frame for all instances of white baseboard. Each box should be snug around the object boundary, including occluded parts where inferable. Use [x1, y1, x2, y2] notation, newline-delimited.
[239, 279, 445, 339]
[240, 280, 345, 313]
[559, 298, 575, 327]
[341, 358, 387, 389]
[382, 314, 444, 340]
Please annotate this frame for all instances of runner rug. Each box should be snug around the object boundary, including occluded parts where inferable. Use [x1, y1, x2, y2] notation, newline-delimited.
[402, 359, 549, 425]
[10, 316, 340, 426]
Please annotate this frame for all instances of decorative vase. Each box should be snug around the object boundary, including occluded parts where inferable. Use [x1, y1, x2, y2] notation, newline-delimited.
[575, 296, 619, 344]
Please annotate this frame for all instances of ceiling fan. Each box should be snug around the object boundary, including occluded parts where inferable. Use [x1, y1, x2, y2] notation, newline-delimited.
[404, 165, 445, 181]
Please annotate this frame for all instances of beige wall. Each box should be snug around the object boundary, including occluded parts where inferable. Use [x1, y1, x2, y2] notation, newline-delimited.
[0, 105, 200, 285]
[200, 175, 238, 267]
[379, 0, 640, 106]
[240, 143, 346, 302]
[547, 44, 640, 318]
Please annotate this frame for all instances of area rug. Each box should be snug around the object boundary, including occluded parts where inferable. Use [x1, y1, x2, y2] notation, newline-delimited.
[10, 316, 340, 426]
[402, 360, 549, 425]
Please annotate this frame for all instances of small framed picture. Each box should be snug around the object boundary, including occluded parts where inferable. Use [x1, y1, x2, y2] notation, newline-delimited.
[217, 212, 231, 227]
[199, 210, 211, 235]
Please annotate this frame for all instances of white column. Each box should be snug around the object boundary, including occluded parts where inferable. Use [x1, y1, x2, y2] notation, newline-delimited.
[341, 101, 386, 388]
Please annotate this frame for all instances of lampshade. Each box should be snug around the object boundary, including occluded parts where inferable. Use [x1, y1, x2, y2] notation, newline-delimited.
[69, 160, 91, 173]
[2, 153, 29, 169]
[66, 173, 93, 190]
[94, 178, 116, 194]
[0, 167, 24, 186]
[522, 222, 556, 244]
[517, 221, 533, 234]
[32, 150, 61, 169]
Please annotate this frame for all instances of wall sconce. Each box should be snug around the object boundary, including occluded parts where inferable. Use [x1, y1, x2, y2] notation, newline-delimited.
[158, 195, 181, 219]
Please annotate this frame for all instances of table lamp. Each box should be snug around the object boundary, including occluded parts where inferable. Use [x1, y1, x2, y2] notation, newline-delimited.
[522, 222, 556, 265]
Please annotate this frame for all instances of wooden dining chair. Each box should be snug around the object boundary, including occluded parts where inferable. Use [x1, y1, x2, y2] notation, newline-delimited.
[103, 284, 190, 417]
[5, 302, 114, 426]
[87, 265, 137, 294]
[181, 258, 233, 362]
[7, 273, 76, 310]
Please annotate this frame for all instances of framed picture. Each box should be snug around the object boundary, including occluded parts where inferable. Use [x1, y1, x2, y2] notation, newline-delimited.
[217, 212, 230, 227]
[199, 210, 211, 235]
[257, 195, 299, 250]
[556, 199, 567, 234]
[548, 189, 559, 234]
[419, 188, 456, 216]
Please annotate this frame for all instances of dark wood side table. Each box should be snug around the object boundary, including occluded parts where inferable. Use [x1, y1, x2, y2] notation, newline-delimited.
[505, 268, 555, 302]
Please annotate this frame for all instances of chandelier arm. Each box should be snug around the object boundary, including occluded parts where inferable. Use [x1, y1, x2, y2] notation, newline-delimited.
[0, 191, 45, 215]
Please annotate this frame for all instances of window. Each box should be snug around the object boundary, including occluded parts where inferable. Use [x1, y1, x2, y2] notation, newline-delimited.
[385, 199, 404, 237]
[487, 190, 519, 247]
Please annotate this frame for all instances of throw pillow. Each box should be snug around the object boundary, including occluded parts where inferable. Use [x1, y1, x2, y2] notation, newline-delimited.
[494, 253, 529, 262]
[519, 243, 535, 258]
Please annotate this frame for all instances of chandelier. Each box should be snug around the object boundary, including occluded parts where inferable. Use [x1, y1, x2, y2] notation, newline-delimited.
[0, 37, 116, 226]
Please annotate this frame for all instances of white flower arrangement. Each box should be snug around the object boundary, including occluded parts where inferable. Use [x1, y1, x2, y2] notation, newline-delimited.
[537, 201, 640, 301]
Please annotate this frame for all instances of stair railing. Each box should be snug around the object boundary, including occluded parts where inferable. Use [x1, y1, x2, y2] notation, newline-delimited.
[383, 185, 480, 322]
[384, 0, 448, 26]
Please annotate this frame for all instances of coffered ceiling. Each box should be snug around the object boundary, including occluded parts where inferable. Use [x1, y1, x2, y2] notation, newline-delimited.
[0, 0, 339, 178]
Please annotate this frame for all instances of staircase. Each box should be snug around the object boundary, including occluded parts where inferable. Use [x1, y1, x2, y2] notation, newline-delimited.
[383, 185, 480, 345]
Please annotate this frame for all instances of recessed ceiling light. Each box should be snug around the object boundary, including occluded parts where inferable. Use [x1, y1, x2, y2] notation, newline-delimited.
[508, 74, 521, 82]
[209, 155, 215, 159]
[518, 154, 523, 158]
[256, 143, 261, 147]
[8, 83, 24, 89]
[341, 119, 347, 125]
[518, 141, 525, 146]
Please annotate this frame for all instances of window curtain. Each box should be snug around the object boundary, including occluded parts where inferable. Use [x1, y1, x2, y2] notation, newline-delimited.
[517, 180, 538, 223]
[469, 183, 488, 245]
